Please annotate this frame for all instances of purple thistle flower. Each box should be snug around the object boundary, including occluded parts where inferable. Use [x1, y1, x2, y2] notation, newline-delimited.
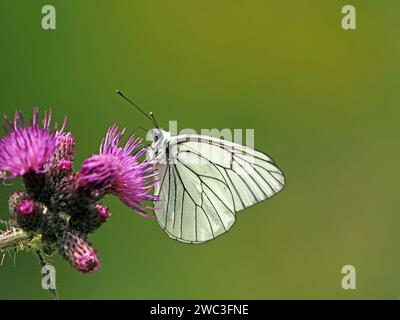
[79, 125, 158, 217]
[0, 108, 65, 178]
[2, 107, 165, 278]
[78, 154, 119, 190]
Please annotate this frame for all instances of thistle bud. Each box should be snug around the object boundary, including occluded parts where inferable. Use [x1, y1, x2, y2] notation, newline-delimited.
[69, 204, 111, 234]
[57, 230, 100, 274]
[58, 159, 73, 171]
[50, 173, 80, 212]
[55, 133, 75, 161]
[14, 198, 43, 232]
[8, 192, 25, 216]
[95, 204, 111, 220]
[16, 199, 37, 216]
[42, 133, 76, 189]
[41, 213, 68, 245]
[23, 171, 49, 203]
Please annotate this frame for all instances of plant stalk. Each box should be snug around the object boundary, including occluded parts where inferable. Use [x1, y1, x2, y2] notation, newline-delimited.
[0, 227, 29, 251]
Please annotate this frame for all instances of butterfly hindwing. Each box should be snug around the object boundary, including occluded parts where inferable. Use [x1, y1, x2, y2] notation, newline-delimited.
[154, 160, 235, 243]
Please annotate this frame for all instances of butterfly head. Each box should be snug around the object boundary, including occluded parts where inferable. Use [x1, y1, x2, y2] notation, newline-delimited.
[147, 128, 170, 163]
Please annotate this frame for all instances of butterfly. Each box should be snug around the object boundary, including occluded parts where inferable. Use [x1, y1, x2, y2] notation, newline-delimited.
[117, 91, 285, 243]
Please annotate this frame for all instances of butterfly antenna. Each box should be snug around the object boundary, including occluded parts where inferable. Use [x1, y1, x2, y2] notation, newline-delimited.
[149, 112, 159, 128]
[115, 90, 159, 128]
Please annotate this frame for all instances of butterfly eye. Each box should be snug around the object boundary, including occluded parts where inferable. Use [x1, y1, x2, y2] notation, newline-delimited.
[154, 135, 159, 142]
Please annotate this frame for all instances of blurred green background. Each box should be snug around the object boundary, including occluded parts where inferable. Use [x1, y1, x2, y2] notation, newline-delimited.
[0, 0, 399, 299]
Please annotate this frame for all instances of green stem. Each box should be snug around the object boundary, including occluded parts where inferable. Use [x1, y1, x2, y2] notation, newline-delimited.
[0, 227, 29, 251]
[35, 250, 59, 300]
[0, 226, 59, 300]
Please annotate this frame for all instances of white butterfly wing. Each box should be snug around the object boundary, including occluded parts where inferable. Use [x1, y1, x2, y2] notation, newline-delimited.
[154, 134, 285, 243]
[154, 160, 235, 243]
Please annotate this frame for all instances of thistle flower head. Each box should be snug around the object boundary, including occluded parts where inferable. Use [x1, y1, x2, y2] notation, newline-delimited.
[0, 108, 65, 178]
[79, 125, 158, 217]
[1, 108, 162, 278]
